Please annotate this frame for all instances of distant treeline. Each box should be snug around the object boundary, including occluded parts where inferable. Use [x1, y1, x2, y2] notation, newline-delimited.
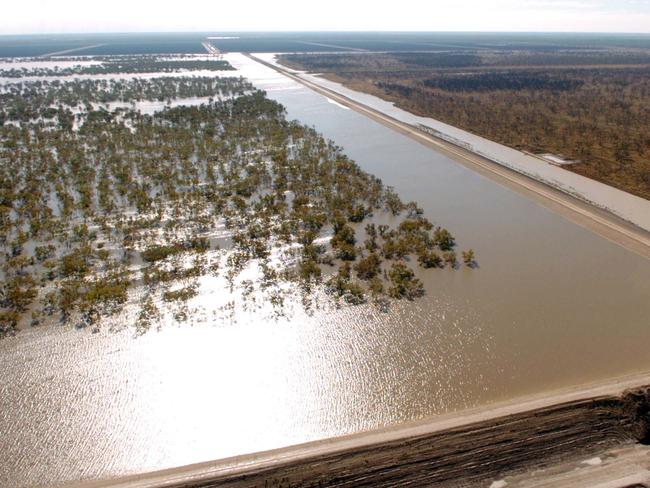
[421, 72, 584, 92]
[282, 53, 481, 72]
[391, 53, 482, 68]
[484, 51, 650, 66]
[0, 58, 234, 78]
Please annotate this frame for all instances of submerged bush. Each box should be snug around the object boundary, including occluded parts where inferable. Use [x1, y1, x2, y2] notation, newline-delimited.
[141, 245, 182, 263]
[388, 263, 425, 300]
[418, 250, 442, 269]
[163, 286, 198, 302]
[355, 252, 382, 280]
[462, 249, 476, 267]
[60, 250, 91, 278]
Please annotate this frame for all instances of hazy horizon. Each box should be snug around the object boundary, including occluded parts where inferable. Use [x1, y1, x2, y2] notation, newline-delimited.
[3, 30, 650, 37]
[4, 0, 650, 36]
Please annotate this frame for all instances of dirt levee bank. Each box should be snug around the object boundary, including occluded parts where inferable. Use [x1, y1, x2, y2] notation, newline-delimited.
[74, 375, 650, 488]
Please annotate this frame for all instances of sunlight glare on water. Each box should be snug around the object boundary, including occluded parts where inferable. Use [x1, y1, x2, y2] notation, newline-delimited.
[2, 53, 650, 488]
[0, 288, 490, 486]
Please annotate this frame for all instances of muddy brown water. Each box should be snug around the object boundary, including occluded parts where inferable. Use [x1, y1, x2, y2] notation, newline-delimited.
[1, 56, 650, 487]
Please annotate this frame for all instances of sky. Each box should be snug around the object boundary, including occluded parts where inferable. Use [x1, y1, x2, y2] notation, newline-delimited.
[3, 0, 650, 35]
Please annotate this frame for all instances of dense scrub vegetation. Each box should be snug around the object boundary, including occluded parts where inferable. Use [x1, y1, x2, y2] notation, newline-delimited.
[281, 50, 650, 199]
[0, 71, 475, 338]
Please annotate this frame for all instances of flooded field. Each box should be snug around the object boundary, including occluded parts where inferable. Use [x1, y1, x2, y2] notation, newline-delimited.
[2, 54, 650, 487]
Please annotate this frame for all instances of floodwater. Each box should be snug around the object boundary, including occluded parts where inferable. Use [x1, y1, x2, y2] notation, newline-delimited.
[101, 96, 235, 115]
[0, 70, 237, 85]
[2, 55, 650, 487]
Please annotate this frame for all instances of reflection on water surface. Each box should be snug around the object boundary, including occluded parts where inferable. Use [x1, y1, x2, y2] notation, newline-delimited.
[1, 53, 650, 487]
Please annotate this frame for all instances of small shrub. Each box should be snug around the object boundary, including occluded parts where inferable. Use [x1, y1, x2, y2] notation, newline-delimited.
[388, 263, 425, 300]
[335, 243, 357, 261]
[163, 286, 198, 302]
[462, 249, 476, 267]
[418, 250, 442, 269]
[141, 244, 182, 263]
[355, 252, 382, 280]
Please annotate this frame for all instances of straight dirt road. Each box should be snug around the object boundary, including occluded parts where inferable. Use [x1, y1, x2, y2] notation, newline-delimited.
[40, 44, 106, 57]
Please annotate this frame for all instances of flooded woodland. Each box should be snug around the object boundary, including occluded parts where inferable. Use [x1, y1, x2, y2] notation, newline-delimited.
[1, 52, 650, 487]
[0, 55, 475, 339]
